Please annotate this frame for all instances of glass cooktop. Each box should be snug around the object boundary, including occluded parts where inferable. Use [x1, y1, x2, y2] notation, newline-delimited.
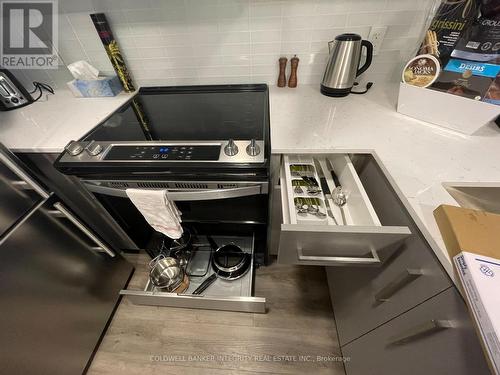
[82, 84, 269, 143]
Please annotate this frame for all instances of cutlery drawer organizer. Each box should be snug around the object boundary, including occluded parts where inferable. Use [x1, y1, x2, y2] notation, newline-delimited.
[278, 153, 411, 266]
[284, 156, 328, 225]
[282, 154, 381, 227]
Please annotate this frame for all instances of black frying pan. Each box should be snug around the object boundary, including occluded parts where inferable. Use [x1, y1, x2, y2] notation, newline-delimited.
[192, 236, 251, 295]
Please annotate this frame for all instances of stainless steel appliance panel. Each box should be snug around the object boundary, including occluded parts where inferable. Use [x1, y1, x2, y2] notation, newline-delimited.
[0, 162, 42, 235]
[342, 287, 490, 375]
[0, 69, 33, 110]
[0, 203, 133, 375]
[18, 153, 139, 251]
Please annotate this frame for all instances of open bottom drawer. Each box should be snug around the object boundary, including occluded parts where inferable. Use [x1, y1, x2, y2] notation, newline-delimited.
[120, 235, 266, 313]
[278, 153, 411, 266]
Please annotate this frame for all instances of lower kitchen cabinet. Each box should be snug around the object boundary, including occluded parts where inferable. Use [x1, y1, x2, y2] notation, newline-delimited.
[326, 153, 452, 345]
[341, 287, 490, 375]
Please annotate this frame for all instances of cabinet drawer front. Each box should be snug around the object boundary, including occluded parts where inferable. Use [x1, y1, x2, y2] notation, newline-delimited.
[278, 153, 410, 266]
[120, 290, 266, 313]
[328, 154, 453, 345]
[327, 232, 452, 345]
[342, 288, 489, 375]
[279, 224, 410, 266]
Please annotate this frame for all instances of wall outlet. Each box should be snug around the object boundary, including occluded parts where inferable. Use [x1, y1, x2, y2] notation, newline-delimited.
[368, 26, 387, 56]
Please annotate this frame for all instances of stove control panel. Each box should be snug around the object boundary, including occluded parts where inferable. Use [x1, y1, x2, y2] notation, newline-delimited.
[58, 141, 265, 164]
[104, 145, 221, 161]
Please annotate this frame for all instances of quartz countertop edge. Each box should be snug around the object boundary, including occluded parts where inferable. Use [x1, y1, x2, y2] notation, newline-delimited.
[0, 88, 137, 153]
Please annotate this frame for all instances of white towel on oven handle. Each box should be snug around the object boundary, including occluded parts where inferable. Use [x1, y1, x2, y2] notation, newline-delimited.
[125, 189, 183, 240]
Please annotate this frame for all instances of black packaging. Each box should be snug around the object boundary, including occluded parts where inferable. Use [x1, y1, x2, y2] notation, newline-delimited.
[90, 13, 135, 92]
[451, 13, 500, 63]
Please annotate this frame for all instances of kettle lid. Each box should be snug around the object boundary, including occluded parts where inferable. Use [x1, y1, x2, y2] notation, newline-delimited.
[335, 33, 361, 41]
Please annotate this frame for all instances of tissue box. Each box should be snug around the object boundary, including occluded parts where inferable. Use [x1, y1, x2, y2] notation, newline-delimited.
[67, 75, 122, 97]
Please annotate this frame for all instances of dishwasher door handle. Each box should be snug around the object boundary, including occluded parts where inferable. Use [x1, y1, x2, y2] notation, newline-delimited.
[0, 146, 50, 199]
[51, 202, 116, 257]
[83, 182, 264, 201]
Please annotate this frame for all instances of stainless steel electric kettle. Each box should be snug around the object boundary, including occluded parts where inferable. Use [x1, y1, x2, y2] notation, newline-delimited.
[320, 33, 373, 97]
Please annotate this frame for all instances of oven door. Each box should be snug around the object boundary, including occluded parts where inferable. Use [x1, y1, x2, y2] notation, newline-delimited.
[83, 180, 268, 245]
[82, 179, 268, 313]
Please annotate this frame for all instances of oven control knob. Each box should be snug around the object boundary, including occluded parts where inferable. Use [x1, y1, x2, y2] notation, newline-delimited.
[85, 141, 103, 156]
[65, 141, 84, 156]
[246, 139, 260, 156]
[224, 139, 239, 156]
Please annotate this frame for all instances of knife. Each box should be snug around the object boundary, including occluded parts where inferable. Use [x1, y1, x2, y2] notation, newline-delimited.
[330, 166, 341, 188]
[326, 159, 346, 225]
[313, 159, 339, 225]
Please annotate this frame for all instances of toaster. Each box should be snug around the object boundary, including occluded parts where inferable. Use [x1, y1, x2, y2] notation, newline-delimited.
[0, 69, 33, 111]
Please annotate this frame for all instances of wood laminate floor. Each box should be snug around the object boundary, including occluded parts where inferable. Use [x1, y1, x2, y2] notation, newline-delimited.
[88, 254, 346, 375]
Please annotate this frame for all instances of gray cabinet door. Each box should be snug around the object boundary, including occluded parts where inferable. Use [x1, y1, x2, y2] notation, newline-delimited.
[327, 155, 451, 345]
[342, 287, 490, 375]
[0, 203, 133, 375]
[326, 227, 452, 345]
[0, 162, 42, 235]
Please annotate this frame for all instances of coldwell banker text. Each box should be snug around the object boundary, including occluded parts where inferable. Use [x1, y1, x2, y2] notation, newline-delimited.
[1, 0, 58, 69]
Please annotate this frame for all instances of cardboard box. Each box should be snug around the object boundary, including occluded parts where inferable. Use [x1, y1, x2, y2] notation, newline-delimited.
[454, 252, 500, 375]
[433, 204, 500, 259]
[434, 204, 500, 374]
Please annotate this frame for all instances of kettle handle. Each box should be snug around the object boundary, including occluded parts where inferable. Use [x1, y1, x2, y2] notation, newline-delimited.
[356, 40, 373, 77]
[328, 40, 335, 53]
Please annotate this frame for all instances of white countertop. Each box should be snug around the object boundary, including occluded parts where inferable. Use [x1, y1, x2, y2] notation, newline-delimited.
[0, 89, 135, 153]
[270, 83, 500, 280]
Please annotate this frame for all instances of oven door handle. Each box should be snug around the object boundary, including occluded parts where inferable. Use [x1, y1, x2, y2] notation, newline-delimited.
[83, 182, 264, 201]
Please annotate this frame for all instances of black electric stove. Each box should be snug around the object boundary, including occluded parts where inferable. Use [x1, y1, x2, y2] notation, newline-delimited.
[54, 84, 270, 179]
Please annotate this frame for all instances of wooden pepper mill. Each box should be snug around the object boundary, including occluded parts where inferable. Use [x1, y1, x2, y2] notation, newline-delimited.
[277, 57, 287, 87]
[288, 55, 299, 88]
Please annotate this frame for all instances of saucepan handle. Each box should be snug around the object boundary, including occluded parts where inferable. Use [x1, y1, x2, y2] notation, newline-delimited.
[149, 254, 165, 269]
[356, 40, 373, 77]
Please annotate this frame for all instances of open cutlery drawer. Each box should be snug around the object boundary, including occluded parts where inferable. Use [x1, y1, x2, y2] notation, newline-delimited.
[278, 153, 411, 266]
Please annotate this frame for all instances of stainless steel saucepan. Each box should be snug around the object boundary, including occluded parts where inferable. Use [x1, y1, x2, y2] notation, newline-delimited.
[149, 254, 189, 293]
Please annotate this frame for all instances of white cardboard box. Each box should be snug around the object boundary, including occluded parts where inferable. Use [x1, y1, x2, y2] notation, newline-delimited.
[397, 83, 500, 135]
[454, 252, 500, 375]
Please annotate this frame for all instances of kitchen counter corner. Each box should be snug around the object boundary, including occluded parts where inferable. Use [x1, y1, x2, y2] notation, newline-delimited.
[0, 88, 136, 153]
[269, 83, 500, 282]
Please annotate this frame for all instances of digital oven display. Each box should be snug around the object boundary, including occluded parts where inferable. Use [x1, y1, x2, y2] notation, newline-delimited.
[104, 145, 221, 161]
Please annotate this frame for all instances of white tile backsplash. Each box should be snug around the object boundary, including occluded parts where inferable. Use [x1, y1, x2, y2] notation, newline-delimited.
[44, 0, 436, 88]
